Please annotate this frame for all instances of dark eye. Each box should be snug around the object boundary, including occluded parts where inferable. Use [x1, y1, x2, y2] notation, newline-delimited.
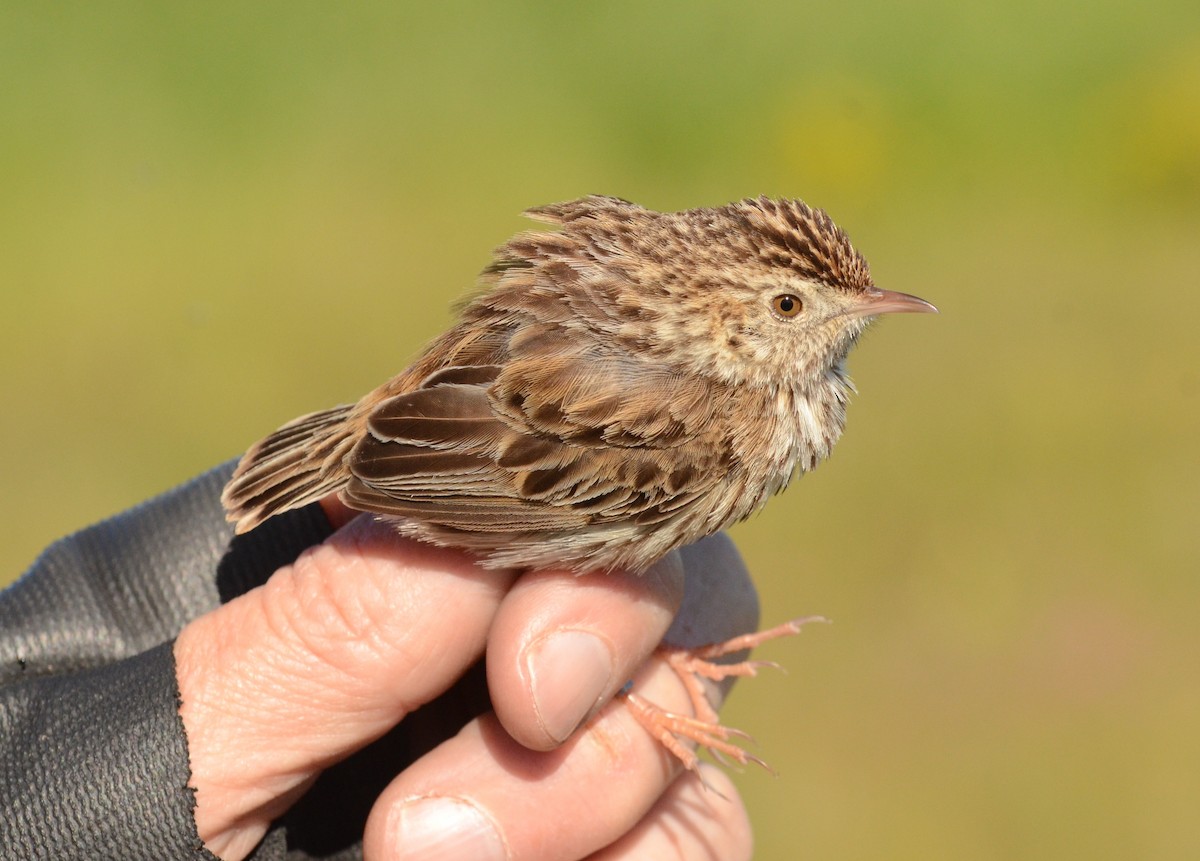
[771, 294, 803, 318]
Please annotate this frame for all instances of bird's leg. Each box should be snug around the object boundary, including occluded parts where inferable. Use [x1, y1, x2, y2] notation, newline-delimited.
[622, 616, 826, 783]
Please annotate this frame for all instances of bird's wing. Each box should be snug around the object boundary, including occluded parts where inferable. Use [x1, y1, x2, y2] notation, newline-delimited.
[343, 326, 729, 532]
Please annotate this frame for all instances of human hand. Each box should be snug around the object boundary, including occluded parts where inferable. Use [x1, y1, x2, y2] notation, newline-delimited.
[175, 505, 758, 860]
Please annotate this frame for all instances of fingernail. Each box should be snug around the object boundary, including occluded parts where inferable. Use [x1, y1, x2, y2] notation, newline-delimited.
[388, 797, 508, 861]
[526, 629, 615, 744]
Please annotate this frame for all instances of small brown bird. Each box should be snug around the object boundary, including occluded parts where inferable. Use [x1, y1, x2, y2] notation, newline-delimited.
[223, 195, 935, 770]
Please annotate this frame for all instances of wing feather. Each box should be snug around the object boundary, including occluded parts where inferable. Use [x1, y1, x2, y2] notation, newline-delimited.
[346, 323, 729, 534]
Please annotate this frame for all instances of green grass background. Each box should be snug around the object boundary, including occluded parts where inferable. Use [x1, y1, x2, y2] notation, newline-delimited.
[3, 2, 1198, 858]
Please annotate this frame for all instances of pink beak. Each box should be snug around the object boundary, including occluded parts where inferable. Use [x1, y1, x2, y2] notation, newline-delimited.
[847, 287, 938, 318]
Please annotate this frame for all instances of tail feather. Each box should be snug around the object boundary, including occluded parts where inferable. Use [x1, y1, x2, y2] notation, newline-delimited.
[222, 405, 356, 533]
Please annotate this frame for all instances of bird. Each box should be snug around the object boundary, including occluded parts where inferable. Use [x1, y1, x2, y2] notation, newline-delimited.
[222, 194, 936, 773]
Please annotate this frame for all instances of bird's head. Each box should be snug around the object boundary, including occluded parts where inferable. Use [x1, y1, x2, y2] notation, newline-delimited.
[485, 195, 936, 390]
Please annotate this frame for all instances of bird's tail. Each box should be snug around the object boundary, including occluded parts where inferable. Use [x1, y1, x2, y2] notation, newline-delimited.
[222, 404, 356, 533]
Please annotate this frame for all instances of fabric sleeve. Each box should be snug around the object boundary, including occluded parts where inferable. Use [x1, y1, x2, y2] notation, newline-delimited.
[0, 462, 334, 860]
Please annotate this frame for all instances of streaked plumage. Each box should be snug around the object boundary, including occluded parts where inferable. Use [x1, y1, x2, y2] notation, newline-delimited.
[223, 195, 935, 572]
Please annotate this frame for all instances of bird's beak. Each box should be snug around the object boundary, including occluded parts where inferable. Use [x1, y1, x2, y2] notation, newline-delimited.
[845, 288, 938, 319]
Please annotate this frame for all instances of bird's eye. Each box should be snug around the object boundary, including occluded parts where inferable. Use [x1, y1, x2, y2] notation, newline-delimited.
[771, 294, 803, 318]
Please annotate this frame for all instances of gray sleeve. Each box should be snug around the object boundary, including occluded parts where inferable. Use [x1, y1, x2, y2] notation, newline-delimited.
[0, 463, 335, 860]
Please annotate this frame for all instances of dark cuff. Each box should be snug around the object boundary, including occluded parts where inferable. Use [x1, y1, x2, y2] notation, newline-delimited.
[0, 462, 337, 860]
[0, 642, 219, 860]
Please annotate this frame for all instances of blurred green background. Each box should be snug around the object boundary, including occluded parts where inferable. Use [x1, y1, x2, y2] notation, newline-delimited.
[3, 1, 1198, 858]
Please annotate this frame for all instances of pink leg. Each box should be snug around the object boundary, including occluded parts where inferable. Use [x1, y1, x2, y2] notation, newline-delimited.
[623, 616, 826, 782]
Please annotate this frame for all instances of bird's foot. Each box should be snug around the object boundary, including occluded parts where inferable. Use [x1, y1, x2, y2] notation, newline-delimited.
[622, 616, 826, 789]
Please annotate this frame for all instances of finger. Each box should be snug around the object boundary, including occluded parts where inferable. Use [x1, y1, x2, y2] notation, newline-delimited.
[175, 515, 517, 860]
[587, 765, 753, 861]
[362, 649, 715, 861]
[319, 494, 359, 529]
[486, 550, 686, 751]
[362, 538, 763, 861]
